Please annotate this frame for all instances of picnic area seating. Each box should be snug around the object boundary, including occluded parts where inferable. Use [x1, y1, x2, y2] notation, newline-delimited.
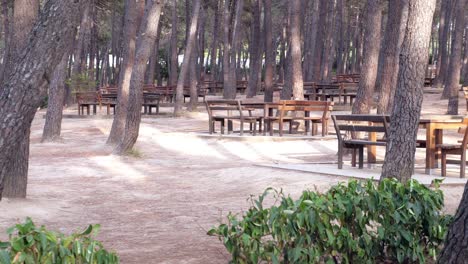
[332, 114, 389, 169]
[333, 74, 360, 84]
[438, 118, 468, 178]
[183, 87, 208, 103]
[265, 100, 334, 137]
[76, 91, 100, 115]
[205, 100, 262, 136]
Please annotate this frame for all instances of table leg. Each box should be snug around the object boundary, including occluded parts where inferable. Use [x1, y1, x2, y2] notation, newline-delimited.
[435, 129, 443, 168]
[368, 131, 377, 163]
[426, 123, 436, 174]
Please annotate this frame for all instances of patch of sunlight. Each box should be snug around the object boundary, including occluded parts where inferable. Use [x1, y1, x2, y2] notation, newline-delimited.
[140, 126, 227, 159]
[246, 141, 331, 163]
[90, 155, 147, 182]
[217, 141, 262, 162]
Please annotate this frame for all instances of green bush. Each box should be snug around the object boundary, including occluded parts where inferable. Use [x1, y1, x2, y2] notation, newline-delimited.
[0, 218, 118, 264]
[208, 179, 452, 264]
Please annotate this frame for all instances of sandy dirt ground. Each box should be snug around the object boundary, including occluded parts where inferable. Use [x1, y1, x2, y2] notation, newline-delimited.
[0, 93, 466, 263]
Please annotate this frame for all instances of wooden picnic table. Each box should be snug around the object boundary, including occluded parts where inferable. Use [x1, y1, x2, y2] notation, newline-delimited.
[419, 115, 465, 174]
[359, 114, 465, 174]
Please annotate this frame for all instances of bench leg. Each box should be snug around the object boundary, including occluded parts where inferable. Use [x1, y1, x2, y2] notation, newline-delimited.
[359, 146, 364, 169]
[338, 145, 343, 169]
[269, 121, 274, 136]
[221, 120, 225, 134]
[93, 105, 97, 115]
[441, 151, 447, 176]
[240, 121, 244, 136]
[461, 152, 466, 178]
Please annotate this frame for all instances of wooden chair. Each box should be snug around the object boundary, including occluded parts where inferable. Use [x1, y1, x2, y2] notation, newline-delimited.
[332, 115, 389, 169]
[439, 118, 468, 178]
[76, 91, 100, 115]
[205, 100, 262, 136]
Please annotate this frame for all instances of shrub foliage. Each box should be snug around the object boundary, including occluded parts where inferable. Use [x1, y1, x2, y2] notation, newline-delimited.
[208, 179, 452, 264]
[0, 218, 118, 264]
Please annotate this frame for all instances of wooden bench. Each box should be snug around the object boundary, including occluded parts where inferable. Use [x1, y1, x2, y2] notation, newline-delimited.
[76, 91, 100, 115]
[205, 100, 262, 136]
[143, 94, 161, 115]
[265, 100, 334, 137]
[438, 118, 468, 178]
[99, 93, 117, 115]
[333, 74, 360, 84]
[183, 87, 208, 103]
[332, 114, 389, 169]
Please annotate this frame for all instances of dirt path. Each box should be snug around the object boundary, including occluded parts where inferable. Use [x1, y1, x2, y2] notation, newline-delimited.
[0, 93, 466, 263]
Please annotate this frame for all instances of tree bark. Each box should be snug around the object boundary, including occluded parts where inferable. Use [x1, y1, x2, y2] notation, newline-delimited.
[438, 0, 454, 92]
[174, 0, 201, 115]
[352, 0, 383, 114]
[439, 181, 468, 262]
[290, 0, 304, 100]
[146, 21, 162, 85]
[263, 0, 274, 102]
[246, 0, 262, 98]
[42, 54, 69, 143]
[381, 0, 437, 182]
[312, 0, 327, 82]
[446, 0, 466, 115]
[169, 0, 178, 86]
[114, 0, 164, 154]
[107, 0, 145, 145]
[377, 0, 409, 114]
[209, 0, 219, 81]
[1, 0, 39, 198]
[0, 0, 89, 199]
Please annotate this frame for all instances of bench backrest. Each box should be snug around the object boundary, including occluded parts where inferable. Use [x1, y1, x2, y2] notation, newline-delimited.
[205, 100, 244, 118]
[278, 100, 334, 119]
[332, 114, 390, 142]
[76, 92, 100, 104]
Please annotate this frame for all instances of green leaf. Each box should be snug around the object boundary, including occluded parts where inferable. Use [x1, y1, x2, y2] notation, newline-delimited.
[0, 250, 10, 264]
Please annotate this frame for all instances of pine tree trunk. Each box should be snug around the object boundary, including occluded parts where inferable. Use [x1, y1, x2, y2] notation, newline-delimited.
[146, 19, 162, 85]
[0, 0, 89, 199]
[290, 0, 304, 100]
[246, 0, 261, 98]
[377, 0, 408, 114]
[169, 0, 178, 86]
[464, 21, 468, 87]
[114, 0, 164, 154]
[42, 54, 69, 142]
[210, 0, 219, 81]
[438, 0, 454, 92]
[2, 0, 39, 198]
[107, 0, 145, 145]
[352, 0, 383, 114]
[174, 0, 201, 115]
[439, 180, 468, 262]
[303, 0, 319, 81]
[312, 0, 327, 81]
[263, 0, 274, 102]
[381, 0, 437, 182]
[445, 0, 466, 115]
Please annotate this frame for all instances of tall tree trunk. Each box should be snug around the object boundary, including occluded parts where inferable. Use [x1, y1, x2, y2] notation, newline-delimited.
[303, 0, 319, 81]
[174, 0, 201, 115]
[463, 21, 468, 87]
[381, 0, 437, 182]
[246, 0, 262, 98]
[210, 0, 219, 81]
[335, 0, 345, 75]
[352, 0, 383, 114]
[312, 0, 327, 81]
[263, 0, 274, 102]
[146, 18, 162, 85]
[107, 0, 145, 145]
[320, 0, 336, 82]
[2, 0, 39, 198]
[169, 0, 178, 86]
[189, 7, 201, 112]
[42, 54, 69, 142]
[377, 0, 409, 114]
[0, 0, 11, 82]
[439, 177, 468, 262]
[228, 0, 243, 93]
[114, 0, 164, 154]
[438, 0, 454, 92]
[290, 0, 304, 100]
[0, 0, 89, 199]
[446, 0, 466, 115]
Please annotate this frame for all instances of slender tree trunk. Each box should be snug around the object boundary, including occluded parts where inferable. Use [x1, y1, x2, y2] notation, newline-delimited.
[263, 0, 274, 102]
[246, 0, 262, 98]
[0, 0, 11, 82]
[107, 0, 144, 145]
[463, 21, 468, 87]
[352, 0, 383, 114]
[290, 0, 304, 100]
[381, 0, 437, 182]
[210, 0, 219, 81]
[146, 18, 162, 85]
[446, 0, 466, 115]
[0, 0, 89, 199]
[438, 0, 454, 92]
[114, 0, 164, 154]
[377, 0, 409, 114]
[169, 0, 178, 86]
[228, 0, 243, 93]
[312, 0, 327, 81]
[335, 0, 345, 75]
[189, 7, 201, 112]
[174, 0, 201, 115]
[42, 54, 69, 142]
